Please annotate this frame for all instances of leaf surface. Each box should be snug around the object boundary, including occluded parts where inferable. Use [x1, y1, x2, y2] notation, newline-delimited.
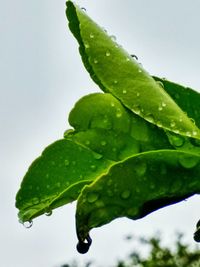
[16, 139, 112, 222]
[66, 1, 200, 139]
[76, 150, 200, 241]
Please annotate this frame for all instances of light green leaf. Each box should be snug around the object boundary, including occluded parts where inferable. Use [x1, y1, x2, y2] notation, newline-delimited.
[16, 139, 112, 222]
[76, 150, 200, 241]
[66, 1, 200, 139]
[67, 93, 172, 161]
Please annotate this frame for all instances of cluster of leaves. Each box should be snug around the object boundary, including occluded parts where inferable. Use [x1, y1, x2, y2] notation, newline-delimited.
[60, 233, 200, 267]
[15, 1, 200, 253]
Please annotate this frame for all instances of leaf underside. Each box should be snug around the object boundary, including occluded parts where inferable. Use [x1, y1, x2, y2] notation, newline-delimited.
[16, 0, 200, 251]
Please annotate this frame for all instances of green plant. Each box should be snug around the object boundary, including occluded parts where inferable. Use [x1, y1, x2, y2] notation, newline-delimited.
[16, 1, 200, 254]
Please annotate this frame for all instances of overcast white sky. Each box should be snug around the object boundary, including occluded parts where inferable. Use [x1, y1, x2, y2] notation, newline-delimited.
[1, 1, 200, 266]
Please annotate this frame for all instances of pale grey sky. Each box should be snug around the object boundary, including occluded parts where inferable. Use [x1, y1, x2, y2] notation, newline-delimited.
[1, 1, 200, 266]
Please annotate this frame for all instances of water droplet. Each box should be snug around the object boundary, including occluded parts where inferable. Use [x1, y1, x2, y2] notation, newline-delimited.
[87, 192, 99, 203]
[32, 197, 39, 205]
[45, 210, 52, 216]
[93, 152, 103, 160]
[101, 140, 107, 146]
[132, 105, 141, 115]
[186, 131, 192, 137]
[168, 134, 185, 147]
[111, 102, 115, 107]
[64, 159, 70, 166]
[114, 80, 118, 84]
[127, 208, 137, 217]
[81, 7, 86, 11]
[131, 54, 138, 60]
[122, 89, 127, 94]
[90, 33, 94, 39]
[90, 165, 96, 170]
[85, 43, 90, 49]
[170, 121, 176, 128]
[94, 59, 98, 64]
[23, 220, 33, 229]
[135, 161, 147, 176]
[179, 155, 199, 169]
[158, 106, 163, 111]
[110, 35, 116, 41]
[157, 81, 164, 88]
[136, 92, 140, 97]
[121, 190, 131, 199]
[106, 51, 110, 57]
[51, 161, 55, 166]
[116, 108, 122, 118]
[138, 69, 142, 73]
[56, 182, 61, 188]
[192, 131, 198, 136]
[46, 184, 50, 189]
[85, 140, 90, 145]
[126, 57, 130, 62]
[72, 161, 76, 166]
[162, 102, 166, 107]
[145, 114, 154, 123]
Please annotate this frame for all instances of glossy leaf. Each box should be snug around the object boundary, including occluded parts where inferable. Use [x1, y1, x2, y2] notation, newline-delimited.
[67, 93, 172, 161]
[76, 150, 200, 241]
[16, 139, 112, 222]
[66, 1, 200, 139]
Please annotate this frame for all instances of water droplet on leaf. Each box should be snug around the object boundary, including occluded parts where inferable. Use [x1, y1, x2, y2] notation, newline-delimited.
[64, 159, 70, 166]
[45, 210, 52, 216]
[23, 221, 33, 229]
[121, 190, 131, 199]
[135, 161, 147, 176]
[179, 155, 199, 169]
[106, 51, 110, 57]
[90, 33, 94, 38]
[101, 140, 107, 146]
[87, 192, 99, 203]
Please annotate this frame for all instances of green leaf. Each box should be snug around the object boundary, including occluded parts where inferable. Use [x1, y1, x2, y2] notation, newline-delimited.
[66, 1, 200, 139]
[67, 93, 172, 161]
[16, 139, 112, 222]
[76, 150, 200, 241]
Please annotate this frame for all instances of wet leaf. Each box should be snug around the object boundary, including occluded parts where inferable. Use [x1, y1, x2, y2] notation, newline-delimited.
[16, 139, 112, 222]
[76, 150, 200, 241]
[66, 1, 200, 139]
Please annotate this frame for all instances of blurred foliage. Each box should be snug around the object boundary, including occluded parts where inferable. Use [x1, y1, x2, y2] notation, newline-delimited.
[60, 233, 200, 267]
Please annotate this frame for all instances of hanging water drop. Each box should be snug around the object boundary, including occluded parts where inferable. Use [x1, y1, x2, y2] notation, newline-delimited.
[45, 210, 52, 216]
[131, 54, 138, 60]
[23, 220, 33, 229]
[110, 35, 116, 41]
